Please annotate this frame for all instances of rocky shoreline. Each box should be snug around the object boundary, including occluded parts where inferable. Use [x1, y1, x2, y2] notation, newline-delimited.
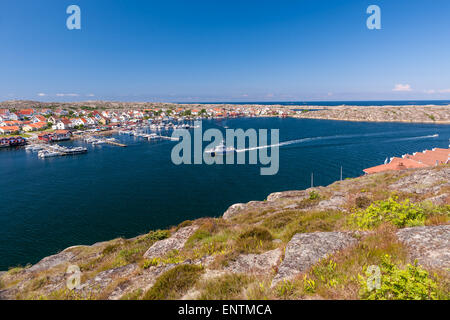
[294, 105, 450, 124]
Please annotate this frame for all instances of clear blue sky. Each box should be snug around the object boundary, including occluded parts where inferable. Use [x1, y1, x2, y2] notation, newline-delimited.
[1, 0, 450, 102]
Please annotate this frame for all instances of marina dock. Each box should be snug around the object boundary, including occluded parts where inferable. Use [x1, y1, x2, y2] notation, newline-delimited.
[104, 140, 127, 147]
[84, 136, 127, 147]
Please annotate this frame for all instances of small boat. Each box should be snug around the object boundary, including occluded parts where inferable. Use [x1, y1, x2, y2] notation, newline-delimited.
[38, 150, 61, 158]
[63, 146, 88, 155]
[92, 139, 106, 145]
[204, 140, 235, 157]
[26, 145, 45, 152]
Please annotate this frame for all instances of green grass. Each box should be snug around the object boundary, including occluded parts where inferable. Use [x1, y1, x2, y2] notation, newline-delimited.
[143, 264, 204, 300]
[234, 227, 274, 254]
[30, 276, 50, 291]
[275, 210, 347, 242]
[197, 274, 251, 300]
[120, 288, 143, 300]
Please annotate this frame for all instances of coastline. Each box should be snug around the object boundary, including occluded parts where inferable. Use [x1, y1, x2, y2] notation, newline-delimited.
[1, 165, 448, 300]
[292, 105, 450, 124]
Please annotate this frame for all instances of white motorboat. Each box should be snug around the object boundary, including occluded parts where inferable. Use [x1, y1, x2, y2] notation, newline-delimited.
[38, 150, 61, 158]
[204, 140, 235, 156]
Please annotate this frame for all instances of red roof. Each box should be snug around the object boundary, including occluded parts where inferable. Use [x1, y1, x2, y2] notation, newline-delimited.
[363, 148, 450, 174]
[28, 122, 47, 129]
[19, 109, 34, 115]
[0, 126, 20, 132]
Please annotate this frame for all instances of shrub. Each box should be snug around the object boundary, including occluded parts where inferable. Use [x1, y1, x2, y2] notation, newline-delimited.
[350, 197, 426, 229]
[145, 230, 170, 241]
[309, 191, 320, 200]
[359, 255, 439, 300]
[143, 264, 204, 300]
[355, 196, 371, 209]
[238, 227, 273, 241]
[177, 220, 193, 229]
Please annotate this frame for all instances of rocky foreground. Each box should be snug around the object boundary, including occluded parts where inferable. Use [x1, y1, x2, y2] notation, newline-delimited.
[295, 105, 450, 124]
[0, 166, 449, 300]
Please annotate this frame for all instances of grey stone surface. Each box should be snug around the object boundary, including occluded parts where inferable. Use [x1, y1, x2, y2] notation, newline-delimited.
[27, 251, 76, 273]
[143, 225, 198, 259]
[396, 225, 450, 269]
[223, 203, 246, 220]
[428, 193, 449, 206]
[389, 167, 450, 194]
[272, 231, 358, 285]
[267, 190, 309, 202]
[108, 263, 177, 300]
[79, 263, 139, 297]
[225, 248, 282, 275]
[317, 192, 347, 211]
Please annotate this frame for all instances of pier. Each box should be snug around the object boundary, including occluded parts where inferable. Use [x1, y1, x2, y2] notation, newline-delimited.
[158, 135, 180, 141]
[104, 140, 127, 147]
[83, 136, 128, 147]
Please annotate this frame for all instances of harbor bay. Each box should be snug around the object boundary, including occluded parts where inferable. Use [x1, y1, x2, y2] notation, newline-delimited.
[1, 117, 449, 270]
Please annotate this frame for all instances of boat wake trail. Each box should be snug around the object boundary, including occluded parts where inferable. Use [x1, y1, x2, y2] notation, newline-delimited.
[385, 134, 439, 142]
[234, 133, 439, 153]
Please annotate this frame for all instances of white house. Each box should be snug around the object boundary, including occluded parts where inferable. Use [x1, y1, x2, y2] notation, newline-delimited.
[71, 118, 85, 127]
[55, 119, 72, 130]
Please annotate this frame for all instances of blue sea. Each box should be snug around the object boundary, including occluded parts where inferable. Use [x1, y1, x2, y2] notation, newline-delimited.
[1, 117, 449, 270]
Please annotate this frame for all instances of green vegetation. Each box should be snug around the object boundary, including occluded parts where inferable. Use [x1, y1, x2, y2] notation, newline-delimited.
[425, 113, 436, 121]
[120, 289, 143, 300]
[263, 209, 346, 242]
[142, 250, 185, 269]
[355, 196, 371, 209]
[359, 255, 442, 300]
[143, 264, 204, 300]
[269, 225, 410, 300]
[7, 265, 28, 275]
[31, 276, 50, 291]
[144, 229, 170, 241]
[309, 190, 320, 200]
[350, 197, 427, 229]
[177, 220, 193, 229]
[116, 248, 141, 265]
[197, 274, 251, 300]
[235, 227, 274, 254]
